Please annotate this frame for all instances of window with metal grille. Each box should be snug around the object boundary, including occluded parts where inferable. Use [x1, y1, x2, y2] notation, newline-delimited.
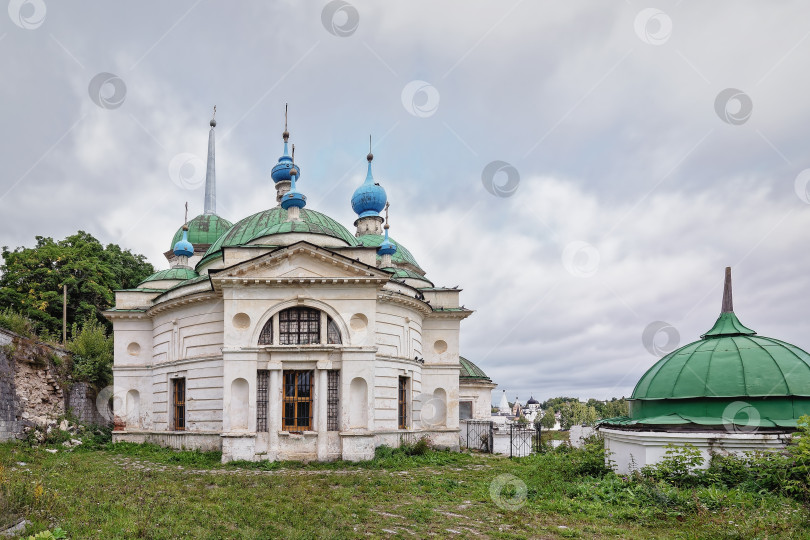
[327, 317, 341, 344]
[398, 376, 408, 429]
[327, 370, 340, 431]
[279, 307, 320, 345]
[172, 378, 186, 431]
[256, 370, 269, 432]
[283, 370, 313, 431]
[258, 317, 273, 345]
[459, 401, 473, 420]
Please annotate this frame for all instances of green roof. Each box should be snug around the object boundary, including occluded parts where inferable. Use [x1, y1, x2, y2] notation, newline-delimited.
[139, 267, 199, 286]
[384, 267, 434, 286]
[702, 311, 756, 338]
[624, 277, 810, 429]
[632, 327, 810, 400]
[459, 356, 491, 381]
[170, 214, 233, 251]
[199, 207, 358, 267]
[357, 234, 424, 273]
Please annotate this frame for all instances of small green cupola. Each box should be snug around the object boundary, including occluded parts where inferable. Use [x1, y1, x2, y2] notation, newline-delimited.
[606, 267, 810, 430]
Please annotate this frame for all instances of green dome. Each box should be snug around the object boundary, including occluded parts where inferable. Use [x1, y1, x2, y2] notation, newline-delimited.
[170, 214, 233, 251]
[459, 356, 492, 382]
[632, 316, 810, 400]
[357, 234, 424, 273]
[139, 267, 198, 286]
[618, 269, 810, 429]
[199, 207, 358, 266]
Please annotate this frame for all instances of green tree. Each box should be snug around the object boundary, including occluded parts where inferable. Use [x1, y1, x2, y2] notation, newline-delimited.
[540, 407, 557, 429]
[0, 231, 154, 337]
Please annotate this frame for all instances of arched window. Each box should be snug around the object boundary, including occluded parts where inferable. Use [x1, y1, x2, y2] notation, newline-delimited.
[327, 317, 342, 344]
[257, 307, 343, 346]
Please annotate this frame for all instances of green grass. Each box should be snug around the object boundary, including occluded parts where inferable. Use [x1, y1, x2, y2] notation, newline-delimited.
[1, 441, 808, 539]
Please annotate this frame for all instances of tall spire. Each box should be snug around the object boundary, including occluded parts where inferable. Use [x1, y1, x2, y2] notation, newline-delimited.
[203, 106, 217, 215]
[721, 266, 733, 313]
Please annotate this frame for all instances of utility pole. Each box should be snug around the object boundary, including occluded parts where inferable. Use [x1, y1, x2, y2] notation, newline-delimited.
[62, 284, 67, 345]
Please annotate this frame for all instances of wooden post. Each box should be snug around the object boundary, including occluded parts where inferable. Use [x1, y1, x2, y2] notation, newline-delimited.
[62, 284, 67, 345]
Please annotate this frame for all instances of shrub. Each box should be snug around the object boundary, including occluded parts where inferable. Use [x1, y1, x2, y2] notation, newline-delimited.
[0, 308, 36, 338]
[66, 319, 112, 388]
[641, 444, 704, 487]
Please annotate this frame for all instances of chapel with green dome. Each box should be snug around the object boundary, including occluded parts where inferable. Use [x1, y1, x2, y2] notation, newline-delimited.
[107, 106, 494, 463]
[600, 268, 805, 474]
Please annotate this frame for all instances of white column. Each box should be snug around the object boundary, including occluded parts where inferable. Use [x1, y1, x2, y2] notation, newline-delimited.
[268, 368, 281, 460]
[317, 368, 328, 460]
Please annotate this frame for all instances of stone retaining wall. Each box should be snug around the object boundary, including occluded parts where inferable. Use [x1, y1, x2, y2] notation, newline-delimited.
[0, 327, 109, 442]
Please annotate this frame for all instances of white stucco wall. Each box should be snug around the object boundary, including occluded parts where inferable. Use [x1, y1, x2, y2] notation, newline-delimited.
[601, 428, 793, 475]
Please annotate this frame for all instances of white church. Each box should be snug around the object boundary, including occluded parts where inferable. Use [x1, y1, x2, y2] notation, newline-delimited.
[105, 108, 496, 462]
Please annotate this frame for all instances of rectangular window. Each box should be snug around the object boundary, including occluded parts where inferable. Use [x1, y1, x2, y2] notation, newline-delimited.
[327, 370, 340, 431]
[459, 401, 473, 420]
[172, 378, 186, 431]
[279, 308, 320, 345]
[256, 370, 269, 432]
[398, 376, 408, 429]
[283, 370, 313, 431]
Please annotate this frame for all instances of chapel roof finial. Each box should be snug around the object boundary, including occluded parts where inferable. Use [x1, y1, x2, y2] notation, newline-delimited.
[367, 134, 373, 162]
[184, 202, 188, 230]
[210, 105, 216, 128]
[722, 266, 733, 313]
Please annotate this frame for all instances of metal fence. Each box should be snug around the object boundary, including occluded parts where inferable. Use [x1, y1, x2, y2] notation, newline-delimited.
[463, 420, 494, 453]
[509, 423, 539, 458]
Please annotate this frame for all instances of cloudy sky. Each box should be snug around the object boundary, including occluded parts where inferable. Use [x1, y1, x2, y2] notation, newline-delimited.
[3, 1, 810, 402]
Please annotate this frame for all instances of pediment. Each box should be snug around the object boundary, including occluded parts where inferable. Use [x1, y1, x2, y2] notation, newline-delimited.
[209, 241, 389, 287]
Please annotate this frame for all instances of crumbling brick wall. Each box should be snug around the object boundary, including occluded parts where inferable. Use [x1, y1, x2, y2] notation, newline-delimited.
[0, 328, 110, 441]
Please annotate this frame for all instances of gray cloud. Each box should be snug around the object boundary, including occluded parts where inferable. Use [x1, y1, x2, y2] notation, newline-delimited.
[2, 1, 810, 402]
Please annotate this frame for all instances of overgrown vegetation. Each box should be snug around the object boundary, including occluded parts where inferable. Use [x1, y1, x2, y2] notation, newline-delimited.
[2, 429, 810, 538]
[65, 319, 113, 388]
[0, 307, 37, 338]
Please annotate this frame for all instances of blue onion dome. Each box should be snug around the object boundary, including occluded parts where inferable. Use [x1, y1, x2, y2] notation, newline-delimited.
[271, 142, 301, 183]
[351, 152, 387, 218]
[378, 225, 397, 256]
[271, 107, 300, 184]
[173, 226, 194, 257]
[280, 164, 306, 210]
